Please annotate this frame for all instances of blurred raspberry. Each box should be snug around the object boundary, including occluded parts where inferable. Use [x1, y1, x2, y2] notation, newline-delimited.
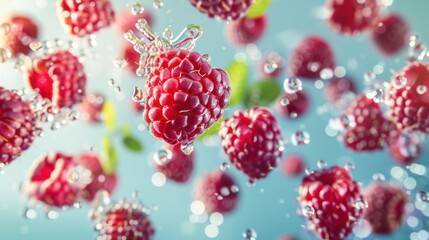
[121, 42, 140, 74]
[371, 14, 409, 56]
[278, 235, 298, 240]
[1, 15, 38, 56]
[275, 91, 309, 119]
[156, 144, 194, 183]
[324, 76, 357, 103]
[79, 93, 105, 123]
[225, 15, 267, 46]
[188, 0, 252, 21]
[388, 131, 421, 165]
[259, 52, 285, 79]
[281, 154, 305, 177]
[116, 8, 153, 33]
[130, 100, 145, 113]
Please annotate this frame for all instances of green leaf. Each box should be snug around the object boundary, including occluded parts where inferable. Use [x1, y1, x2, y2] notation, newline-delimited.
[100, 136, 118, 175]
[226, 60, 248, 106]
[244, 79, 281, 108]
[198, 117, 223, 140]
[122, 135, 143, 152]
[102, 100, 116, 132]
[246, 0, 272, 18]
[121, 124, 132, 137]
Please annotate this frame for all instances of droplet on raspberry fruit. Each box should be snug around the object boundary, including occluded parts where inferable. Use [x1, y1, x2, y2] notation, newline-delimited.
[225, 15, 267, 46]
[1, 15, 38, 56]
[275, 91, 309, 119]
[259, 51, 285, 79]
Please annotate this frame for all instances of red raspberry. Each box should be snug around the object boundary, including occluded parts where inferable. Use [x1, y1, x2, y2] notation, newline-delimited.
[220, 107, 284, 179]
[275, 91, 309, 119]
[23, 152, 80, 207]
[121, 42, 140, 74]
[57, 0, 115, 37]
[79, 93, 105, 123]
[370, 14, 409, 56]
[1, 15, 38, 56]
[225, 15, 267, 46]
[326, 0, 380, 35]
[188, 0, 252, 21]
[0, 87, 38, 165]
[324, 76, 357, 103]
[288, 36, 335, 80]
[388, 131, 421, 165]
[116, 8, 153, 33]
[281, 154, 305, 177]
[130, 100, 145, 113]
[363, 182, 407, 234]
[194, 170, 239, 214]
[156, 144, 194, 183]
[298, 166, 364, 240]
[259, 52, 285, 79]
[343, 95, 396, 151]
[75, 153, 117, 202]
[144, 49, 230, 146]
[278, 235, 298, 240]
[25, 50, 87, 108]
[387, 62, 429, 133]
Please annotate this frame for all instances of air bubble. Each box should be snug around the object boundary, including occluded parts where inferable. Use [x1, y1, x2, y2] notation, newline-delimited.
[201, 54, 211, 63]
[23, 207, 37, 220]
[108, 78, 115, 86]
[320, 68, 333, 80]
[417, 191, 429, 202]
[47, 209, 59, 219]
[372, 173, 385, 181]
[29, 41, 43, 51]
[283, 77, 302, 94]
[302, 205, 315, 217]
[280, 98, 290, 106]
[393, 76, 407, 89]
[220, 162, 230, 171]
[132, 86, 145, 102]
[345, 162, 355, 171]
[153, 149, 172, 165]
[153, 0, 164, 9]
[131, 2, 145, 15]
[291, 131, 310, 146]
[354, 199, 368, 209]
[264, 60, 278, 74]
[416, 85, 427, 95]
[181, 143, 194, 155]
[0, 23, 10, 36]
[163, 27, 173, 40]
[317, 160, 327, 169]
[114, 57, 128, 68]
[242, 228, 257, 240]
[0, 47, 12, 63]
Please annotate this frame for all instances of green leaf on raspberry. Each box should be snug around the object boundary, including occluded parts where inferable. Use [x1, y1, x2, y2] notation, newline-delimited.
[226, 60, 248, 106]
[246, 0, 271, 18]
[198, 117, 223, 140]
[102, 100, 116, 132]
[244, 79, 281, 107]
[122, 135, 143, 152]
[100, 136, 118, 175]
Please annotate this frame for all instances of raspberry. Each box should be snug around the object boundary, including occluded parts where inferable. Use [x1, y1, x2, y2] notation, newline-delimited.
[387, 62, 429, 133]
[116, 8, 153, 33]
[188, 0, 252, 21]
[144, 49, 231, 146]
[225, 15, 267, 46]
[121, 42, 140, 74]
[278, 235, 298, 240]
[298, 166, 364, 240]
[324, 76, 357, 103]
[370, 14, 409, 56]
[0, 87, 38, 165]
[388, 131, 421, 165]
[194, 170, 239, 214]
[57, 0, 115, 37]
[343, 95, 396, 151]
[25, 50, 87, 108]
[326, 0, 380, 35]
[220, 107, 284, 179]
[1, 15, 38, 56]
[156, 144, 194, 183]
[23, 152, 80, 207]
[130, 100, 145, 113]
[259, 51, 285, 79]
[363, 182, 407, 234]
[75, 153, 117, 202]
[281, 154, 305, 177]
[79, 93, 105, 123]
[288, 36, 335, 80]
[275, 91, 309, 119]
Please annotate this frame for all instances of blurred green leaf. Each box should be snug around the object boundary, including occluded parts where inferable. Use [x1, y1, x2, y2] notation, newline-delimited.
[121, 124, 132, 137]
[102, 100, 116, 132]
[198, 117, 223, 140]
[226, 60, 248, 106]
[122, 135, 143, 152]
[100, 136, 118, 175]
[244, 79, 281, 108]
[246, 0, 272, 18]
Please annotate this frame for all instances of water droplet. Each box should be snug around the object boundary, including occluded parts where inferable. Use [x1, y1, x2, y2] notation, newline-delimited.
[23, 207, 37, 220]
[302, 205, 315, 217]
[283, 77, 302, 94]
[181, 143, 194, 155]
[131, 2, 145, 15]
[416, 85, 427, 95]
[291, 131, 310, 146]
[280, 98, 290, 106]
[330, 114, 356, 131]
[0, 163, 6, 175]
[231, 185, 239, 193]
[0, 47, 12, 63]
[153, 149, 172, 165]
[242, 228, 257, 240]
[163, 27, 173, 40]
[393, 76, 407, 89]
[317, 160, 327, 169]
[417, 191, 429, 202]
[220, 162, 230, 171]
[247, 179, 256, 187]
[67, 165, 92, 189]
[354, 199, 368, 209]
[305, 168, 312, 175]
[73, 202, 82, 209]
[372, 173, 385, 181]
[114, 57, 128, 68]
[320, 68, 333, 80]
[47, 209, 59, 219]
[115, 86, 121, 93]
[29, 41, 43, 51]
[264, 60, 278, 74]
[364, 71, 376, 84]
[108, 78, 115, 86]
[153, 0, 164, 9]
[132, 86, 145, 103]
[345, 162, 355, 171]
[201, 54, 211, 63]
[0, 23, 10, 36]
[68, 111, 79, 121]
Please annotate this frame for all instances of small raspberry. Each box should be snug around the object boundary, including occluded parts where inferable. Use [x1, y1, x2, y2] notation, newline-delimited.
[25, 50, 87, 108]
[388, 131, 421, 165]
[116, 8, 153, 33]
[156, 144, 194, 183]
[144, 49, 231, 146]
[363, 182, 407, 234]
[298, 166, 364, 240]
[0, 87, 38, 165]
[130, 100, 145, 113]
[278, 235, 298, 240]
[259, 51, 285, 79]
[225, 15, 267, 46]
[324, 76, 357, 103]
[281, 154, 305, 177]
[326, 0, 380, 35]
[188, 0, 252, 21]
[370, 14, 409, 56]
[220, 107, 284, 180]
[275, 91, 309, 119]
[79, 93, 105, 123]
[288, 36, 335, 80]
[1, 15, 38, 56]
[57, 0, 115, 37]
[121, 42, 140, 74]
[194, 170, 239, 214]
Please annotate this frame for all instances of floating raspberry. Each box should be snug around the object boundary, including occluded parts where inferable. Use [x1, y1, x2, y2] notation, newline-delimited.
[388, 131, 421, 165]
[275, 91, 309, 119]
[25, 50, 87, 108]
[57, 0, 115, 37]
[1, 15, 38, 56]
[188, 0, 253, 21]
[298, 165, 364, 240]
[326, 0, 380, 35]
[259, 51, 285, 79]
[281, 154, 305, 177]
[288, 36, 335, 80]
[143, 49, 231, 146]
[278, 235, 298, 240]
[116, 8, 153, 33]
[220, 107, 284, 179]
[363, 182, 407, 234]
[225, 15, 267, 46]
[79, 93, 105, 123]
[371, 14, 409, 56]
[130, 100, 145, 113]
[194, 170, 239, 214]
[121, 42, 140, 74]
[324, 76, 357, 103]
[156, 144, 194, 183]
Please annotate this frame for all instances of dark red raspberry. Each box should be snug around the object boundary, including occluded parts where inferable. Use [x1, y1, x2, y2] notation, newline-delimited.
[75, 153, 117, 202]
[281, 154, 305, 177]
[23, 152, 80, 207]
[116, 8, 153, 33]
[343, 95, 396, 151]
[259, 51, 285, 79]
[288, 36, 335, 80]
[121, 42, 140, 74]
[57, 0, 115, 37]
[275, 91, 309, 119]
[156, 144, 194, 183]
[387, 62, 429, 133]
[388, 131, 421, 165]
[220, 107, 284, 179]
[25, 50, 87, 108]
[194, 170, 239, 214]
[324, 76, 357, 103]
[326, 0, 380, 35]
[298, 166, 364, 240]
[144, 49, 231, 146]
[79, 93, 105, 123]
[225, 15, 267, 46]
[363, 182, 407, 234]
[1, 15, 38, 56]
[130, 100, 145, 113]
[0, 88, 38, 165]
[188, 0, 252, 21]
[370, 14, 409, 56]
